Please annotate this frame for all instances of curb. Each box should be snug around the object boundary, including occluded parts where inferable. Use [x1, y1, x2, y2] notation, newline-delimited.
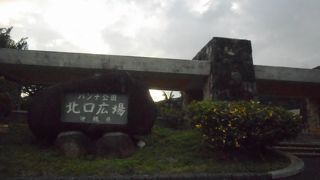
[268, 151, 304, 179]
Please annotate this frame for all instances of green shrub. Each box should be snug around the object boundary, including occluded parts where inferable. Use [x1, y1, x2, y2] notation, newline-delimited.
[20, 96, 33, 111]
[156, 99, 188, 129]
[157, 106, 185, 129]
[0, 76, 19, 110]
[187, 100, 303, 150]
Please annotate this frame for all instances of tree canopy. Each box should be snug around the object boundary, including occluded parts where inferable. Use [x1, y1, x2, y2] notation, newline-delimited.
[0, 27, 33, 111]
[0, 26, 28, 50]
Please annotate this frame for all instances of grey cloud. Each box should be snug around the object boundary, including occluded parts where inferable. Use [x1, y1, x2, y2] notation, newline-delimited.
[229, 0, 320, 68]
[112, 0, 320, 68]
[2, 11, 82, 52]
[2, 0, 319, 68]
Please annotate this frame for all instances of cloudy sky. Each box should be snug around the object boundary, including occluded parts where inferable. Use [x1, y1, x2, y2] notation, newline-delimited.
[1, 0, 319, 100]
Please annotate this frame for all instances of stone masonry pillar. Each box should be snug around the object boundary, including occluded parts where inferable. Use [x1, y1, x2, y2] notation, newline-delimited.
[305, 98, 320, 135]
[192, 37, 257, 101]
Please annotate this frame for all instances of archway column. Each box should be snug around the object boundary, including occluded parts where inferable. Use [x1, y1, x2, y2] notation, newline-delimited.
[305, 98, 320, 135]
[183, 37, 257, 107]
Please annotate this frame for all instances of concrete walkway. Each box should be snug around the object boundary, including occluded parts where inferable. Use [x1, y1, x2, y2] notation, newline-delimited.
[281, 134, 320, 145]
[281, 157, 320, 180]
[279, 134, 320, 179]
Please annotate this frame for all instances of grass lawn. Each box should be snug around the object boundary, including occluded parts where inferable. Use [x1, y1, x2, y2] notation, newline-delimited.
[0, 120, 289, 178]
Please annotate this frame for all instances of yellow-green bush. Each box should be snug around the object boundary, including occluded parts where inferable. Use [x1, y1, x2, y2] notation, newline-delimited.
[187, 101, 303, 150]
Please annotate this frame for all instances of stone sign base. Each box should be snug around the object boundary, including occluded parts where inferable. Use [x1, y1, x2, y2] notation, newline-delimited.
[55, 131, 93, 158]
[55, 131, 136, 158]
[96, 132, 136, 158]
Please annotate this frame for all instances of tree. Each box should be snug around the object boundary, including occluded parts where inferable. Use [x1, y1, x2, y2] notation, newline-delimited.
[0, 76, 17, 120]
[0, 27, 31, 113]
[162, 91, 174, 101]
[1, 27, 45, 97]
[1, 27, 46, 111]
[0, 26, 28, 50]
[21, 84, 45, 97]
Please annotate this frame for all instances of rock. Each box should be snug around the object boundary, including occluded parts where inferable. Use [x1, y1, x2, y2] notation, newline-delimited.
[28, 71, 156, 143]
[95, 132, 136, 158]
[55, 131, 92, 158]
[137, 140, 146, 148]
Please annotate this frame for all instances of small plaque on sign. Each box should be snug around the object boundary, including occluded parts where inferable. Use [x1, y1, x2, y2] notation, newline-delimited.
[61, 93, 128, 125]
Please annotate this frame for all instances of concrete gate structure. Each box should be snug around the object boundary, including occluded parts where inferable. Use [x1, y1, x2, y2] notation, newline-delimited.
[0, 37, 320, 135]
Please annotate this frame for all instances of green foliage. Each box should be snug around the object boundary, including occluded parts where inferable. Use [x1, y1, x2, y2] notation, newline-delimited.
[156, 98, 187, 129]
[0, 27, 28, 50]
[20, 96, 32, 111]
[0, 27, 29, 111]
[21, 84, 45, 97]
[0, 27, 43, 110]
[0, 76, 19, 117]
[0, 121, 289, 177]
[20, 84, 46, 110]
[0, 76, 19, 102]
[187, 100, 303, 150]
[162, 91, 174, 101]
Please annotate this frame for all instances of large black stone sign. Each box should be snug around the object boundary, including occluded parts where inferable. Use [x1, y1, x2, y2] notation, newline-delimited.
[28, 72, 156, 143]
[61, 93, 128, 125]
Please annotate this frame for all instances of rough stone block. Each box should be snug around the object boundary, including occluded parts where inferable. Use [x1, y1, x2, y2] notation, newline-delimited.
[55, 131, 92, 158]
[95, 132, 136, 158]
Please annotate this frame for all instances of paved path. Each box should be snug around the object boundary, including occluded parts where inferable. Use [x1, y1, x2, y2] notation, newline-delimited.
[278, 134, 320, 179]
[281, 157, 320, 180]
[281, 134, 320, 145]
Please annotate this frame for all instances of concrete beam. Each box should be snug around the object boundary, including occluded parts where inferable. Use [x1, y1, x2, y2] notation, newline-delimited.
[0, 48, 210, 90]
[0, 48, 210, 75]
[255, 80, 320, 97]
[254, 65, 320, 97]
[1, 48, 320, 95]
[254, 65, 320, 84]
